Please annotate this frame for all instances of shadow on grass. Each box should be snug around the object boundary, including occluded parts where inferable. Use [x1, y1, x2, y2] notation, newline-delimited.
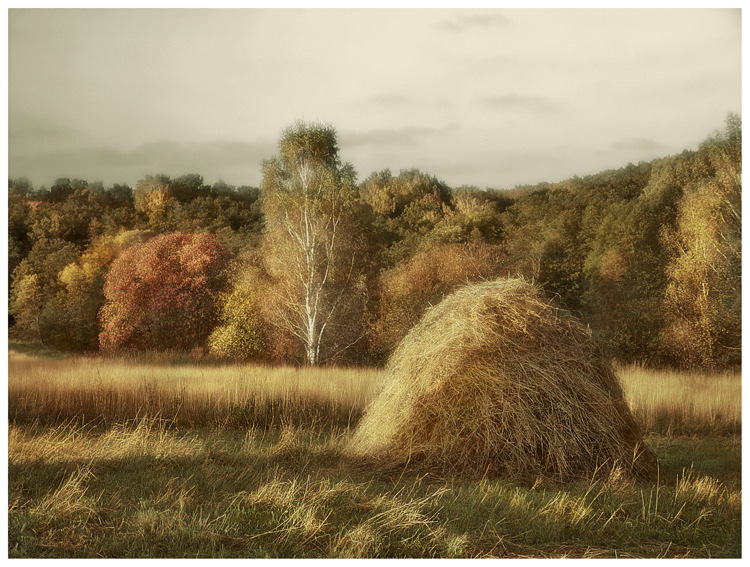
[8, 424, 742, 559]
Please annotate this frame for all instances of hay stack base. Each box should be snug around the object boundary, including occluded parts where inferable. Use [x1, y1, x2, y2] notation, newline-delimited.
[348, 278, 656, 481]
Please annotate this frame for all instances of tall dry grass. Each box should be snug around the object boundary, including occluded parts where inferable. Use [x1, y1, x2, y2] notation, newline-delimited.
[8, 347, 741, 558]
[7, 348, 741, 437]
[7, 350, 382, 430]
[618, 365, 741, 436]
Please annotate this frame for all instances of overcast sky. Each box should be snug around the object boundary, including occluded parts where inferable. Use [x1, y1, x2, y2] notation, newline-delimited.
[7, 8, 742, 191]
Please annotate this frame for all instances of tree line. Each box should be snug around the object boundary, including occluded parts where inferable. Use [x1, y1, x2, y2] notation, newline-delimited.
[8, 114, 741, 369]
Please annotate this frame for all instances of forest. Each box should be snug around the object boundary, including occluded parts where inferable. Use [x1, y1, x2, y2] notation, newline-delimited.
[7, 114, 741, 370]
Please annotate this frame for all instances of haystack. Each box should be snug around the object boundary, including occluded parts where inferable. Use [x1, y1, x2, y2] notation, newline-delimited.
[348, 278, 656, 481]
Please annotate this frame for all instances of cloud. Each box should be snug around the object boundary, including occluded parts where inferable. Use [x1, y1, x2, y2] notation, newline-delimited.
[610, 137, 663, 151]
[368, 93, 410, 106]
[8, 112, 90, 155]
[436, 13, 511, 32]
[481, 94, 565, 114]
[8, 138, 276, 188]
[8, 113, 80, 141]
[340, 125, 458, 149]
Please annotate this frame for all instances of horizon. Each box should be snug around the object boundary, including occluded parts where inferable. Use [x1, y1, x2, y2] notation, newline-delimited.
[8, 123, 730, 193]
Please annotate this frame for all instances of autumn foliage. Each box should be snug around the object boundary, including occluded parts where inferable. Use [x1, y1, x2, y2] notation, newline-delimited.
[99, 232, 230, 352]
[7, 115, 742, 369]
[371, 240, 506, 358]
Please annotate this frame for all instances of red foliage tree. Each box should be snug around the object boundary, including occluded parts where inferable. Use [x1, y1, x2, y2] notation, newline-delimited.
[99, 232, 230, 352]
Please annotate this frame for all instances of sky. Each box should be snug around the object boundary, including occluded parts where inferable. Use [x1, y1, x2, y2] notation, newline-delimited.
[6, 7, 743, 191]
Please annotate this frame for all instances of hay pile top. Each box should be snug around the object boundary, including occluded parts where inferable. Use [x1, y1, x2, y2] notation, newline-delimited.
[349, 278, 656, 481]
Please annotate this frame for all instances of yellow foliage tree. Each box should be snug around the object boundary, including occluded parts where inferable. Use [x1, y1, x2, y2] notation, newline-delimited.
[663, 116, 741, 367]
[207, 264, 269, 361]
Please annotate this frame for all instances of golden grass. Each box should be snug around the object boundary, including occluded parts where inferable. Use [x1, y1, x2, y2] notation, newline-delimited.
[7, 344, 740, 439]
[348, 279, 657, 481]
[7, 343, 742, 558]
[619, 366, 741, 436]
[7, 350, 380, 430]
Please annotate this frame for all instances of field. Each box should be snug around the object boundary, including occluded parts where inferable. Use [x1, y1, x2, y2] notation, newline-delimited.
[7, 345, 742, 558]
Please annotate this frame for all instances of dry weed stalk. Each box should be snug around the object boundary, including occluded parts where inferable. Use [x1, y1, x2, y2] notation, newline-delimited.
[348, 278, 657, 481]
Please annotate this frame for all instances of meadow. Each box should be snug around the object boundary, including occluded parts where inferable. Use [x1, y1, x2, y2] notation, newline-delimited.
[7, 346, 742, 558]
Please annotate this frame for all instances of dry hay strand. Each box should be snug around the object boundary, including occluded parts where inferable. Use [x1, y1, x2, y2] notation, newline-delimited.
[348, 278, 657, 481]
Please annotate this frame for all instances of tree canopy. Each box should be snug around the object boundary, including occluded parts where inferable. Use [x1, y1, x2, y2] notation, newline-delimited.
[8, 113, 741, 369]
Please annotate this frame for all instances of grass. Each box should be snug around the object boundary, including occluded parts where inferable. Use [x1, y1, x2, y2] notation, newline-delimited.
[6, 346, 742, 558]
[618, 365, 742, 436]
[8, 421, 741, 558]
[8, 348, 379, 430]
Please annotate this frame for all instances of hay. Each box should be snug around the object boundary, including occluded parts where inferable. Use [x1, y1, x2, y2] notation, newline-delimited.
[348, 278, 657, 481]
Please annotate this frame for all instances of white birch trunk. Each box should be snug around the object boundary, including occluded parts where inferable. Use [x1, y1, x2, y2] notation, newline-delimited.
[274, 158, 345, 365]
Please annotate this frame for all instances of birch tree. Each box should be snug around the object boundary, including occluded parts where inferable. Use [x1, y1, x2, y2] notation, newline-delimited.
[260, 122, 364, 365]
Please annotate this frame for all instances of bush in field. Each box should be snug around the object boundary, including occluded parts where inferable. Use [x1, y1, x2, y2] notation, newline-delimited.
[99, 232, 230, 352]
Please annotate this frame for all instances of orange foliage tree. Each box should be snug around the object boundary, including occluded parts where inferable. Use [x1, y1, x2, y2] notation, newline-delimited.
[371, 240, 507, 359]
[99, 232, 230, 352]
